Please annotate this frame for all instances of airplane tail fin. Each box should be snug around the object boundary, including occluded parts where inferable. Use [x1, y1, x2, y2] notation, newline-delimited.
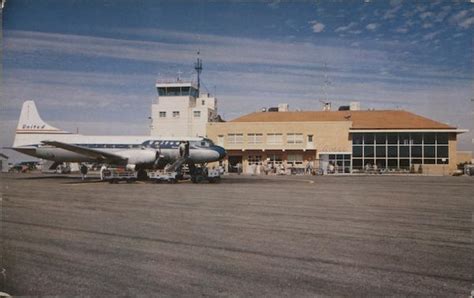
[13, 101, 70, 147]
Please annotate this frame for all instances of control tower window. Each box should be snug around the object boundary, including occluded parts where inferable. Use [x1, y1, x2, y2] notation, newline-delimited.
[181, 87, 190, 96]
[167, 87, 180, 96]
[157, 86, 198, 97]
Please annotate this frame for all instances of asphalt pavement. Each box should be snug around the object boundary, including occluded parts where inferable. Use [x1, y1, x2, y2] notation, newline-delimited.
[1, 173, 472, 296]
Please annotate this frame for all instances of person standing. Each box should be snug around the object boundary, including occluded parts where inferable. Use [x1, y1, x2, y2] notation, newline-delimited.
[80, 164, 88, 181]
[236, 162, 242, 175]
[100, 164, 107, 180]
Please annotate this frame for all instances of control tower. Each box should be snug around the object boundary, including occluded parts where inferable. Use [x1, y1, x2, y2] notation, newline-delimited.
[150, 59, 218, 137]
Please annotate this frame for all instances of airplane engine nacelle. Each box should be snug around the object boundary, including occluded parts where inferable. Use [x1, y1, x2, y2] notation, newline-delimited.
[117, 149, 157, 166]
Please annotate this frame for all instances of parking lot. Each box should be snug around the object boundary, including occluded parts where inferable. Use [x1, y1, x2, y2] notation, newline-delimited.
[1, 173, 472, 296]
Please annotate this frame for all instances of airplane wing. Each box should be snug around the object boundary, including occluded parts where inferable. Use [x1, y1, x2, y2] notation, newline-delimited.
[41, 140, 126, 163]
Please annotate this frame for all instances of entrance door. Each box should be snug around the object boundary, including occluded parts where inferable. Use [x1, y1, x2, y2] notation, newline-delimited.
[228, 156, 242, 173]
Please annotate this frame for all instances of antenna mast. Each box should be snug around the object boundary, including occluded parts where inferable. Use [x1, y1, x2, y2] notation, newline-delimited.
[320, 62, 332, 111]
[194, 50, 203, 95]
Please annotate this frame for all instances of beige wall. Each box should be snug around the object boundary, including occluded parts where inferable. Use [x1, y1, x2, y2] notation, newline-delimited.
[448, 133, 458, 174]
[207, 121, 352, 154]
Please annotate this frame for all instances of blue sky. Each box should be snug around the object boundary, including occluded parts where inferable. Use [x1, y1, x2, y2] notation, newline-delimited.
[1, 0, 473, 159]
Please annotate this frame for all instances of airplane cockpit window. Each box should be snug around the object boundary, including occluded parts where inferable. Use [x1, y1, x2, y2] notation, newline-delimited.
[199, 138, 214, 147]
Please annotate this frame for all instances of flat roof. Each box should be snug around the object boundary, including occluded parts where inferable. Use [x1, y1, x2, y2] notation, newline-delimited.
[230, 110, 457, 130]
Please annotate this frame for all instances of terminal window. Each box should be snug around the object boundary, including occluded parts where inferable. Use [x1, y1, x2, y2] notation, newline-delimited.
[228, 133, 243, 144]
[248, 133, 263, 144]
[287, 133, 304, 144]
[267, 133, 283, 144]
[352, 132, 450, 170]
[287, 154, 303, 166]
[248, 155, 263, 165]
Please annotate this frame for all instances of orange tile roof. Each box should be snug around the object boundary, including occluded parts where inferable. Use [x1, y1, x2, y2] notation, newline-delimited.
[230, 110, 456, 130]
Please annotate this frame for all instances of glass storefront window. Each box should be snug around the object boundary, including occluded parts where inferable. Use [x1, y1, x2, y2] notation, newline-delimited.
[248, 155, 262, 165]
[352, 132, 451, 171]
[388, 159, 398, 168]
[437, 133, 449, 144]
[412, 133, 423, 144]
[353, 159, 362, 169]
[375, 159, 386, 168]
[364, 146, 374, 157]
[399, 146, 409, 157]
[353, 134, 363, 145]
[387, 133, 398, 144]
[437, 146, 448, 158]
[399, 133, 410, 145]
[353, 146, 362, 157]
[376, 146, 386, 157]
[364, 133, 374, 145]
[424, 133, 436, 144]
[400, 159, 410, 169]
[388, 146, 398, 158]
[424, 146, 435, 158]
[411, 146, 422, 158]
[376, 133, 386, 144]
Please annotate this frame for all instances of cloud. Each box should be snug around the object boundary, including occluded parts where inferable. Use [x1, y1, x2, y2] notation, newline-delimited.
[395, 27, 408, 33]
[335, 22, 357, 33]
[459, 17, 474, 29]
[382, 5, 402, 20]
[365, 23, 378, 31]
[419, 11, 433, 20]
[422, 31, 440, 41]
[450, 10, 474, 29]
[310, 21, 325, 33]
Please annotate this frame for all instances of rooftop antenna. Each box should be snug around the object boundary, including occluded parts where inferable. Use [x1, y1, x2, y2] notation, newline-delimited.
[320, 62, 332, 111]
[194, 50, 203, 95]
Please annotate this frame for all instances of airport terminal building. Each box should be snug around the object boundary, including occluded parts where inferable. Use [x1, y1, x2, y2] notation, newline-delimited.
[207, 107, 467, 175]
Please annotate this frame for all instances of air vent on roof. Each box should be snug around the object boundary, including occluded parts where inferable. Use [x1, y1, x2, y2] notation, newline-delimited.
[268, 107, 279, 112]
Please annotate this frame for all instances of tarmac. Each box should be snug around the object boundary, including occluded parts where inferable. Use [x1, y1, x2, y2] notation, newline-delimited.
[1, 173, 472, 296]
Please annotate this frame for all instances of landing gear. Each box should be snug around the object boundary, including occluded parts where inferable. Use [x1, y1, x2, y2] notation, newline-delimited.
[137, 168, 148, 181]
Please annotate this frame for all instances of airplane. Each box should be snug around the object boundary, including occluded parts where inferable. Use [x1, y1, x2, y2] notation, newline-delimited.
[11, 100, 226, 180]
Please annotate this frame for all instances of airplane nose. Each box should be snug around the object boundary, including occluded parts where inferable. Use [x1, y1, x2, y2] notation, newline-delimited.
[213, 146, 226, 159]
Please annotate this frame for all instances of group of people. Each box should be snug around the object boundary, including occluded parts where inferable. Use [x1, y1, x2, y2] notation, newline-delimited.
[230, 160, 315, 176]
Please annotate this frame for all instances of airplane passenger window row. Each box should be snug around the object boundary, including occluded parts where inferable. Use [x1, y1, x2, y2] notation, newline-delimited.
[76, 144, 141, 149]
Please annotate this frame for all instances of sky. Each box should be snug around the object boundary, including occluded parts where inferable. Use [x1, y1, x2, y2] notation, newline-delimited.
[1, 0, 473, 161]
